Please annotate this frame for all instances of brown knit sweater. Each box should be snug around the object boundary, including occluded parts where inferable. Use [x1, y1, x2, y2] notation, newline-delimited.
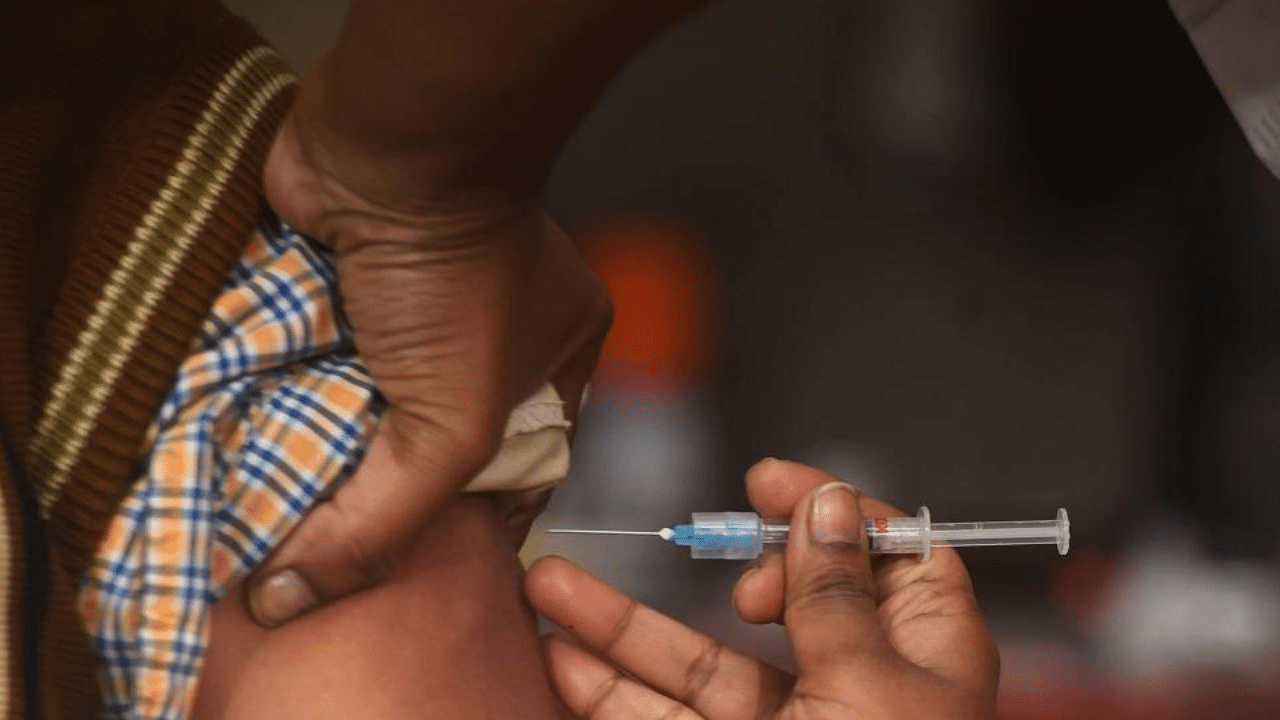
[0, 2, 294, 716]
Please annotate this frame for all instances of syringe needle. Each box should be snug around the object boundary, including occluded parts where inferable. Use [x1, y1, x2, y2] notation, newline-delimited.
[546, 529, 666, 537]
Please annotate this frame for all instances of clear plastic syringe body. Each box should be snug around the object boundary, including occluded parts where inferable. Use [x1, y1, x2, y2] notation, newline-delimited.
[669, 507, 1069, 561]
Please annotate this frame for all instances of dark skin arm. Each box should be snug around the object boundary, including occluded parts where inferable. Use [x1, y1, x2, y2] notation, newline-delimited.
[250, 0, 716, 628]
[195, 495, 566, 720]
[295, 0, 716, 205]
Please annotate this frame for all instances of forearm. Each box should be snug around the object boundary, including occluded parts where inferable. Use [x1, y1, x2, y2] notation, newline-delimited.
[294, 0, 713, 204]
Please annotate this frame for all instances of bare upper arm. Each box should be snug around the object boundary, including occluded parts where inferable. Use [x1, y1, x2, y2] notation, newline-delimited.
[192, 495, 564, 720]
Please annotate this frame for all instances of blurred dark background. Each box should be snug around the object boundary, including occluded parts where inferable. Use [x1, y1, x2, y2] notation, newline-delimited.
[230, 0, 1280, 716]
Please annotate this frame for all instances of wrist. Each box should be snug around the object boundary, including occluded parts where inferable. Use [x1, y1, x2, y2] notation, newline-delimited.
[266, 87, 541, 249]
[289, 63, 527, 214]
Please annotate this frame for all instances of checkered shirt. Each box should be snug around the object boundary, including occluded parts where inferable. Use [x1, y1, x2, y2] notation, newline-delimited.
[78, 217, 384, 719]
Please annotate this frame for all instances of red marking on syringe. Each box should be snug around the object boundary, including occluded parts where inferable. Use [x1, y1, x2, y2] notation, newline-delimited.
[869, 516, 890, 552]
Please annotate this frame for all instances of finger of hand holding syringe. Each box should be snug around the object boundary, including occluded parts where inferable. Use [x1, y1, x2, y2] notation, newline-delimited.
[732, 457, 976, 625]
[525, 458, 999, 720]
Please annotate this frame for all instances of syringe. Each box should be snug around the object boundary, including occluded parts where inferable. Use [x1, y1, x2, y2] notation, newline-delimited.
[548, 507, 1069, 561]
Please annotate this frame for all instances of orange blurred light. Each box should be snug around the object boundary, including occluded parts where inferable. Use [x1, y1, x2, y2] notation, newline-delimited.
[576, 213, 719, 387]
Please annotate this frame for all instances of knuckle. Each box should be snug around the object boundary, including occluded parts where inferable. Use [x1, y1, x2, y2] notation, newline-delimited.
[391, 409, 503, 478]
[321, 497, 403, 589]
[333, 522, 400, 590]
[583, 672, 623, 719]
[677, 638, 725, 707]
[599, 597, 640, 656]
[793, 566, 877, 610]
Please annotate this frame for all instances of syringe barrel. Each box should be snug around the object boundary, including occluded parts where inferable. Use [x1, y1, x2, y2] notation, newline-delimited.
[929, 508, 1070, 555]
[681, 507, 1069, 559]
[865, 506, 933, 561]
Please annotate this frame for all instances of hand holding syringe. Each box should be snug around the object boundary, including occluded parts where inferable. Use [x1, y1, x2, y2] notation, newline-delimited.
[534, 464, 1010, 719]
[549, 506, 1070, 561]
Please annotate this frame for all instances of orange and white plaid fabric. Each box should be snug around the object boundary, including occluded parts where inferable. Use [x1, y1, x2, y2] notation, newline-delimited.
[78, 218, 383, 719]
[78, 214, 575, 720]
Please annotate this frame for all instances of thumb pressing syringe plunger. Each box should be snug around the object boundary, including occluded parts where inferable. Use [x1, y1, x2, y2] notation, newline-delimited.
[547, 507, 1070, 562]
